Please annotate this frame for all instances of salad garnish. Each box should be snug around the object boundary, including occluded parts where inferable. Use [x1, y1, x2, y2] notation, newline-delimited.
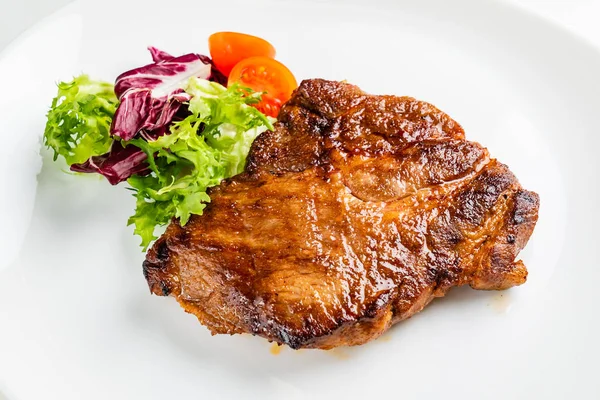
[43, 34, 296, 249]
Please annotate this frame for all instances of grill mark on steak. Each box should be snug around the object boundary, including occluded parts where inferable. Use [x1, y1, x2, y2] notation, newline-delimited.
[143, 79, 539, 349]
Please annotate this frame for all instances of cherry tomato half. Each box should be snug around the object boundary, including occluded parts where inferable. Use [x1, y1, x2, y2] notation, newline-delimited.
[228, 56, 298, 118]
[209, 32, 276, 76]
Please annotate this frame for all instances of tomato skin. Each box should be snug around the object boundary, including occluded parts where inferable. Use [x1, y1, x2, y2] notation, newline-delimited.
[209, 32, 276, 76]
[228, 56, 298, 118]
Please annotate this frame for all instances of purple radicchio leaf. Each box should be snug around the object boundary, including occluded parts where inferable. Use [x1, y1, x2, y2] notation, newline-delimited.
[148, 47, 227, 85]
[148, 46, 175, 63]
[111, 49, 212, 140]
[208, 64, 228, 86]
[70, 142, 149, 185]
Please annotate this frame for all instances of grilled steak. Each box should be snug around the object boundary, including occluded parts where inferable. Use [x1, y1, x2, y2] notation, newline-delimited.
[144, 79, 539, 349]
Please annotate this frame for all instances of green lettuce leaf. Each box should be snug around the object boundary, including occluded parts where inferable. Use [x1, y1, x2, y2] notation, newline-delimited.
[44, 75, 118, 165]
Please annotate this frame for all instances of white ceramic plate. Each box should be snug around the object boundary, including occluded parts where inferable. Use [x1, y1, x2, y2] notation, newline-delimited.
[0, 0, 599, 398]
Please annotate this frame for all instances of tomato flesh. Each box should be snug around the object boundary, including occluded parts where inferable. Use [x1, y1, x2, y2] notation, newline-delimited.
[209, 32, 276, 76]
[228, 56, 298, 118]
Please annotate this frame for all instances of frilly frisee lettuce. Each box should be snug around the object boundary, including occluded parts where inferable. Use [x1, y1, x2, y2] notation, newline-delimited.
[70, 47, 225, 185]
[44, 75, 118, 165]
[43, 74, 273, 250]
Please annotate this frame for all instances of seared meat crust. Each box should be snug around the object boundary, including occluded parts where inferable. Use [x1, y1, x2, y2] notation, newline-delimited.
[144, 79, 539, 349]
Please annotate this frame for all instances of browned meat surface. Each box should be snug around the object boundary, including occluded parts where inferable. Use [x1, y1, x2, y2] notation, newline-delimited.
[144, 79, 540, 350]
